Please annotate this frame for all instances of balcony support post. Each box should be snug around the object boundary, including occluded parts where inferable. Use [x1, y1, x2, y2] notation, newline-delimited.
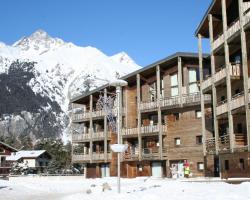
[90, 94, 93, 163]
[156, 65, 163, 159]
[104, 89, 108, 162]
[198, 34, 207, 156]
[239, 0, 250, 151]
[222, 0, 235, 152]
[178, 57, 183, 107]
[137, 74, 142, 161]
[209, 14, 219, 155]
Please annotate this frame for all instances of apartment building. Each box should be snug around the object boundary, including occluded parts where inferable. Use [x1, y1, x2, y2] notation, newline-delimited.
[70, 52, 213, 178]
[196, 0, 250, 178]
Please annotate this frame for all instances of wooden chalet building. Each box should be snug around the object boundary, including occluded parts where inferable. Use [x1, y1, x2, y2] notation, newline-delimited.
[0, 141, 18, 176]
[196, 0, 250, 178]
[70, 52, 213, 178]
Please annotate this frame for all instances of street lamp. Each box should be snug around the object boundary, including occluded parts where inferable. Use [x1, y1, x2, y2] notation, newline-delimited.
[110, 79, 128, 193]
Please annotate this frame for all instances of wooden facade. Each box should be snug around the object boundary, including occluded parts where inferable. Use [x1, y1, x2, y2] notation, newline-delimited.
[70, 53, 213, 178]
[0, 141, 17, 176]
[196, 0, 250, 178]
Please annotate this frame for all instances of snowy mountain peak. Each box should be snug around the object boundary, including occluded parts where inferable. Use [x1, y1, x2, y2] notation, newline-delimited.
[110, 51, 140, 69]
[13, 29, 64, 53]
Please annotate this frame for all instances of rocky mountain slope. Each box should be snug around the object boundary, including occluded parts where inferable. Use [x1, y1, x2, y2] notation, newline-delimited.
[0, 30, 140, 144]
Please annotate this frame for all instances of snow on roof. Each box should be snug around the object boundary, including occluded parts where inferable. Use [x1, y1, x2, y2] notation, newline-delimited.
[6, 150, 46, 161]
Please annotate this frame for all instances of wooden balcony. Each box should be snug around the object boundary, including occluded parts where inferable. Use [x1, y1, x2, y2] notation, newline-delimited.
[201, 76, 212, 92]
[205, 134, 248, 154]
[122, 125, 167, 137]
[141, 147, 167, 160]
[72, 133, 90, 142]
[216, 100, 228, 116]
[92, 152, 105, 161]
[122, 151, 139, 161]
[214, 67, 226, 85]
[92, 131, 104, 140]
[141, 124, 167, 136]
[72, 107, 125, 122]
[205, 137, 216, 154]
[140, 93, 211, 112]
[140, 101, 158, 111]
[218, 134, 230, 153]
[212, 2, 250, 51]
[72, 131, 111, 142]
[72, 154, 90, 162]
[161, 96, 180, 108]
[231, 93, 245, 111]
[122, 127, 138, 137]
[216, 91, 249, 116]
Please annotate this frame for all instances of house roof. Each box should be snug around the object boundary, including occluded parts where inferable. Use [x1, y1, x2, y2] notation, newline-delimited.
[0, 141, 18, 152]
[70, 52, 210, 103]
[195, 0, 216, 37]
[6, 150, 46, 161]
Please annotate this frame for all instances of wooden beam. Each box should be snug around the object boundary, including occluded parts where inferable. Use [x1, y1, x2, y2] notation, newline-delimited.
[136, 74, 142, 161]
[222, 0, 235, 152]
[209, 14, 220, 155]
[198, 34, 207, 157]
[238, 0, 250, 151]
[156, 65, 163, 160]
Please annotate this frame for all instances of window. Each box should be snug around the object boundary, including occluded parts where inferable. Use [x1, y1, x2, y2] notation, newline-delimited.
[137, 164, 143, 172]
[225, 160, 229, 171]
[197, 162, 204, 171]
[196, 110, 202, 118]
[235, 89, 240, 95]
[196, 135, 202, 145]
[173, 113, 179, 121]
[161, 79, 164, 99]
[171, 74, 179, 96]
[239, 159, 245, 170]
[221, 96, 226, 102]
[149, 82, 156, 101]
[189, 69, 199, 94]
[237, 123, 243, 133]
[0, 148, 4, 153]
[175, 137, 181, 146]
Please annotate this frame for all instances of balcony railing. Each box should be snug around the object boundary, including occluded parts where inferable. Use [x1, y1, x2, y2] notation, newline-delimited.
[214, 67, 226, 84]
[140, 101, 158, 111]
[92, 152, 105, 160]
[122, 127, 138, 136]
[206, 133, 249, 154]
[212, 2, 250, 51]
[205, 137, 216, 154]
[72, 154, 90, 162]
[122, 125, 167, 137]
[92, 131, 104, 140]
[0, 162, 12, 168]
[72, 133, 91, 141]
[201, 76, 212, 91]
[161, 96, 180, 108]
[216, 100, 228, 116]
[218, 134, 230, 152]
[231, 93, 245, 111]
[142, 147, 167, 160]
[122, 150, 139, 161]
[141, 125, 167, 135]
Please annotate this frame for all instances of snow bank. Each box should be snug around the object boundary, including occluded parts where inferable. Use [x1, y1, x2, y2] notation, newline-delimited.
[0, 176, 250, 200]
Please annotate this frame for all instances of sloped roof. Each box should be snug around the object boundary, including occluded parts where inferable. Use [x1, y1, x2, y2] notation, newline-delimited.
[6, 150, 46, 161]
[0, 141, 18, 152]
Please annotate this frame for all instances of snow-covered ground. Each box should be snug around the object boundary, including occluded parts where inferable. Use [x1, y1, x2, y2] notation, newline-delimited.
[0, 176, 250, 200]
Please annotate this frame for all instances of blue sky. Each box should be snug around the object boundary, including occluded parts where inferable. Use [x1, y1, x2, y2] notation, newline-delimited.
[0, 0, 211, 66]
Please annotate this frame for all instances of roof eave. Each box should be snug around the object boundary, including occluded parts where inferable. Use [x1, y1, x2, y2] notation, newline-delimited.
[70, 52, 210, 103]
